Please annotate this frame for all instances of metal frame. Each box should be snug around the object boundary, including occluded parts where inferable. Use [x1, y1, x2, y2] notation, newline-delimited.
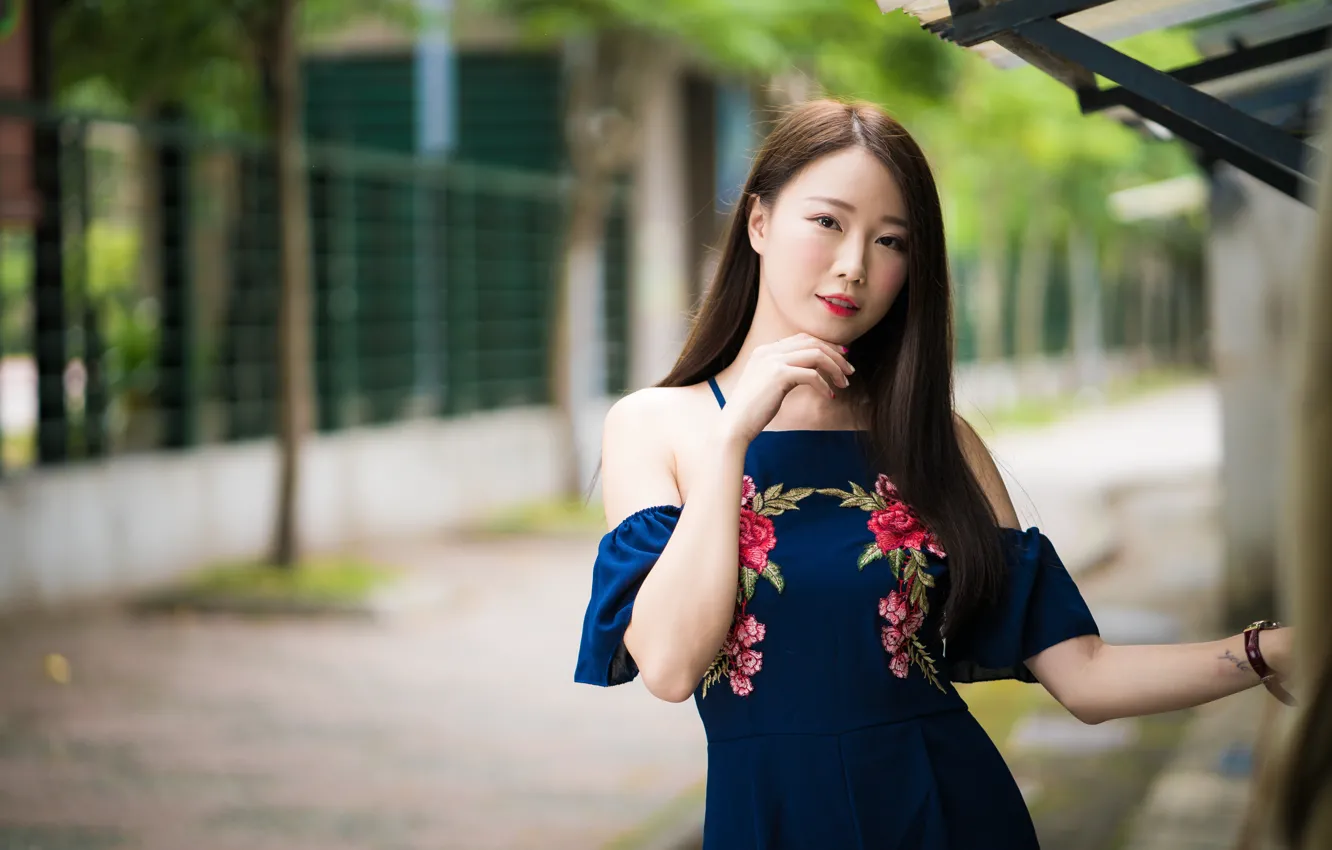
[944, 0, 1326, 203]
[947, 0, 1113, 45]
[1080, 25, 1332, 113]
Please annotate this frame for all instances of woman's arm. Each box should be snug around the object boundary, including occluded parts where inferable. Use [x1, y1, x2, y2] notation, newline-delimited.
[602, 389, 749, 703]
[953, 413, 1295, 724]
[1026, 630, 1292, 725]
[605, 336, 853, 703]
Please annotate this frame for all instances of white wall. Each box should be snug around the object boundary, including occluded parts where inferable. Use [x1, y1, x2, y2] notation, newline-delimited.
[0, 406, 563, 610]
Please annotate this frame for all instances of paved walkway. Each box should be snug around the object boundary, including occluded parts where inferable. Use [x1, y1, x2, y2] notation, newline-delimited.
[0, 380, 1256, 850]
[0, 534, 706, 850]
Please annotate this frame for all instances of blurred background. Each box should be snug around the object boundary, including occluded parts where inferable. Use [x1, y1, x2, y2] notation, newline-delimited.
[0, 0, 1325, 848]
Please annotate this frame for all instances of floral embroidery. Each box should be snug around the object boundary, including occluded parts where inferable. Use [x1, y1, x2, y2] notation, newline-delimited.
[818, 474, 948, 693]
[701, 475, 814, 697]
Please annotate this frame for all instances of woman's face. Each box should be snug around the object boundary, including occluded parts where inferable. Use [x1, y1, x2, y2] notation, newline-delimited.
[747, 146, 910, 346]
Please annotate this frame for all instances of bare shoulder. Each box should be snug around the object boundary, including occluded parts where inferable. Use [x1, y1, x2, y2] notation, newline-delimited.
[952, 412, 1021, 529]
[600, 385, 715, 527]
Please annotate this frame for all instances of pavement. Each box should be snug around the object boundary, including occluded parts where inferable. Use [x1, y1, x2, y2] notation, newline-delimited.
[0, 534, 706, 850]
[0, 379, 1272, 850]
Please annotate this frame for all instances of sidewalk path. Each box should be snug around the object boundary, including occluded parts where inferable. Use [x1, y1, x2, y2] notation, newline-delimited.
[0, 534, 706, 850]
[979, 381, 1221, 575]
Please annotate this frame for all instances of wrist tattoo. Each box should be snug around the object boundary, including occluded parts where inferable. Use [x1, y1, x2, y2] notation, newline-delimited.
[1220, 649, 1251, 673]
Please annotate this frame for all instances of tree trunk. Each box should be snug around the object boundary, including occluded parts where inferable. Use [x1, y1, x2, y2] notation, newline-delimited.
[266, 0, 315, 568]
[1067, 225, 1103, 393]
[551, 180, 611, 498]
[1014, 210, 1051, 364]
[974, 210, 1006, 363]
[550, 32, 645, 499]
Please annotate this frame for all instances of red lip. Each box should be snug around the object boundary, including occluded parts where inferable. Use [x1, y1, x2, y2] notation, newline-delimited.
[818, 295, 860, 317]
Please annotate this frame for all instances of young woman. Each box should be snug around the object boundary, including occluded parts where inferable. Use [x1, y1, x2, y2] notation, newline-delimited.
[575, 98, 1295, 849]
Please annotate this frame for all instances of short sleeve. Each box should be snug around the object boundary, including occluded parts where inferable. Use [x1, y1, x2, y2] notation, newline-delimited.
[574, 505, 682, 687]
[947, 527, 1100, 684]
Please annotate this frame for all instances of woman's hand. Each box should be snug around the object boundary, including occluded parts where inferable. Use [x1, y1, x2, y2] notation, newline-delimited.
[717, 333, 855, 447]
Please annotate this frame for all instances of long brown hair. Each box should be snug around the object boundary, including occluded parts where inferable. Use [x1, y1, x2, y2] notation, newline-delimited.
[658, 98, 1005, 640]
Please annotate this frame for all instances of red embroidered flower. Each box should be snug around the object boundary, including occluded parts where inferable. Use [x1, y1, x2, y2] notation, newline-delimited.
[735, 649, 763, 677]
[875, 474, 899, 502]
[868, 508, 945, 558]
[882, 625, 907, 654]
[733, 614, 766, 649]
[902, 608, 924, 637]
[738, 509, 777, 573]
[881, 590, 907, 625]
[730, 674, 755, 696]
[741, 475, 758, 509]
[889, 651, 911, 679]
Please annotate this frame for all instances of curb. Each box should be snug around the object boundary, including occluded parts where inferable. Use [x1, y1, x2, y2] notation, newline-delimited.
[126, 574, 452, 621]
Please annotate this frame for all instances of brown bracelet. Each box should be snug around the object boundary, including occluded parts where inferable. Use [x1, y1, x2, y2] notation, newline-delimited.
[1244, 620, 1297, 707]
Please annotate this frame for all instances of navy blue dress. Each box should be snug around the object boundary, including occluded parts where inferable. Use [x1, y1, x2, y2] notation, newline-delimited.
[575, 379, 1099, 849]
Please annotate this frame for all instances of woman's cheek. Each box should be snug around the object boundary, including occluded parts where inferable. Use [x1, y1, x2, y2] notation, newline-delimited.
[785, 228, 834, 275]
[871, 256, 908, 296]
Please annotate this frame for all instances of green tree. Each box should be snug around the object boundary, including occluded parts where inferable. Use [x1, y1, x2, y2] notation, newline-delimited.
[914, 26, 1201, 368]
[54, 0, 416, 568]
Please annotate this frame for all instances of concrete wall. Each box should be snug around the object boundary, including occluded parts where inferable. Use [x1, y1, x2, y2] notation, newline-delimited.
[1206, 164, 1316, 628]
[0, 406, 563, 610]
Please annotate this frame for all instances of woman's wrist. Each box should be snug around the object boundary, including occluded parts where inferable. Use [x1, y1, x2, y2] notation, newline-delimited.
[1255, 625, 1292, 678]
[1243, 622, 1298, 707]
[714, 413, 755, 455]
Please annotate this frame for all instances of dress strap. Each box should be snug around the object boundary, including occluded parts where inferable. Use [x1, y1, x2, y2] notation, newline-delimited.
[706, 377, 727, 409]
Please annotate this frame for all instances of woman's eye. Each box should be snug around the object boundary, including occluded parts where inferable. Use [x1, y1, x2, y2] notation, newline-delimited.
[814, 215, 839, 230]
[877, 235, 906, 250]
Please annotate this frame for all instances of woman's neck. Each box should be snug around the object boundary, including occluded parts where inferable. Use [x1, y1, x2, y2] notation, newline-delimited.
[716, 310, 864, 431]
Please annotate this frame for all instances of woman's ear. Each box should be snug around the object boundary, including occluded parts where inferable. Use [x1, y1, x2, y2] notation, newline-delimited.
[746, 194, 769, 256]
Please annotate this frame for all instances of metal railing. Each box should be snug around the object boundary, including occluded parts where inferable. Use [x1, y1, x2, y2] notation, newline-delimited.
[0, 104, 632, 473]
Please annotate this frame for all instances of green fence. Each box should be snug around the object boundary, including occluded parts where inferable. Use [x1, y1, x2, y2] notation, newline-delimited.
[0, 106, 632, 473]
[949, 221, 1206, 367]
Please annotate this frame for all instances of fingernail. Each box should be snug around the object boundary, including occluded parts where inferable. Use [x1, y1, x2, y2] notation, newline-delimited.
[839, 345, 848, 353]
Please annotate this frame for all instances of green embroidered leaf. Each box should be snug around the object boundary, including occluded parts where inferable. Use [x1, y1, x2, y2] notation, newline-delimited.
[750, 493, 765, 514]
[857, 544, 884, 570]
[763, 484, 783, 502]
[815, 487, 853, 499]
[888, 549, 905, 579]
[761, 498, 796, 515]
[701, 649, 730, 698]
[850, 482, 870, 499]
[763, 561, 785, 593]
[742, 566, 759, 601]
[782, 487, 816, 503]
[917, 569, 936, 588]
[911, 549, 928, 568]
[910, 578, 927, 606]
[908, 636, 946, 694]
[815, 488, 876, 511]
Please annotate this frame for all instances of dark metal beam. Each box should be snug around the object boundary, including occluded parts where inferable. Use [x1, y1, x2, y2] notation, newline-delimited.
[1082, 25, 1332, 113]
[947, 0, 1116, 47]
[1017, 18, 1318, 183]
[1089, 85, 1312, 202]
